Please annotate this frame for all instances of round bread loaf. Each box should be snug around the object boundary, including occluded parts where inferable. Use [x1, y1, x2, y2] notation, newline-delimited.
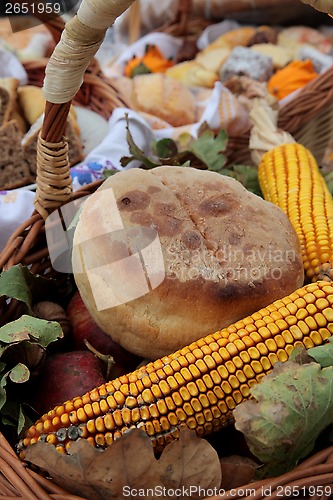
[72, 166, 304, 359]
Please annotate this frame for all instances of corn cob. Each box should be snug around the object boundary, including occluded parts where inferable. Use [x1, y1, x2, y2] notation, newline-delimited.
[18, 281, 333, 459]
[258, 142, 333, 282]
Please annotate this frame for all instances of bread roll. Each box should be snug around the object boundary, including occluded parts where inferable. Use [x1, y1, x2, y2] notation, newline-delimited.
[73, 167, 304, 359]
[131, 73, 196, 126]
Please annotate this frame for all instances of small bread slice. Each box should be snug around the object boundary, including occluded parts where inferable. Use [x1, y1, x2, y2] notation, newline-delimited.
[17, 85, 45, 125]
[0, 120, 31, 190]
[0, 78, 19, 127]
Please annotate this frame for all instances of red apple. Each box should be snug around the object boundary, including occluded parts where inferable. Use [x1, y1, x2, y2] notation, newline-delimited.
[32, 351, 106, 415]
[66, 291, 141, 378]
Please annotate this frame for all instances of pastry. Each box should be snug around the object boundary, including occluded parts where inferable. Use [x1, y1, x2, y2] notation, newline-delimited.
[220, 46, 274, 82]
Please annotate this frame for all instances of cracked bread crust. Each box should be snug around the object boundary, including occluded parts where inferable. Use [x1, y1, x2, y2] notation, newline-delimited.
[73, 166, 304, 359]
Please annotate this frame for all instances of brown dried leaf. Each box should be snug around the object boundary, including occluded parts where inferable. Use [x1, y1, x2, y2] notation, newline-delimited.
[84, 430, 161, 498]
[25, 438, 99, 499]
[25, 429, 221, 500]
[220, 455, 258, 490]
[159, 430, 221, 498]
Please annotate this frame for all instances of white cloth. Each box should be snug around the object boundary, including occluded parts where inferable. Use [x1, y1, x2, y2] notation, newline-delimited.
[0, 47, 28, 84]
[0, 189, 34, 252]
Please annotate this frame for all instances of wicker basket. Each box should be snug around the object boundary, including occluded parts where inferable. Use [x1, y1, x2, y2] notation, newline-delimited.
[1, 1, 333, 498]
[125, 0, 333, 167]
[126, 0, 330, 41]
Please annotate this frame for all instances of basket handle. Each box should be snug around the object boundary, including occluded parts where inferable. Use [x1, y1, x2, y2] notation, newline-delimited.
[34, 0, 136, 220]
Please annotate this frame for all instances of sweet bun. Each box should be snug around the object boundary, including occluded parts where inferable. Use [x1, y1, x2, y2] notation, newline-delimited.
[73, 167, 304, 359]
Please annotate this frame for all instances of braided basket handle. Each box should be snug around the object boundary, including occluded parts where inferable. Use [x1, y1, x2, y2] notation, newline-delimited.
[34, 0, 136, 220]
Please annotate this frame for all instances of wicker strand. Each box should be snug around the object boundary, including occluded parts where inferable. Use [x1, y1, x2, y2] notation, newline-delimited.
[34, 134, 72, 220]
[43, 0, 135, 104]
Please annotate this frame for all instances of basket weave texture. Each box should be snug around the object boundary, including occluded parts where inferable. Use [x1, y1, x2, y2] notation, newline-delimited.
[1, 2, 333, 498]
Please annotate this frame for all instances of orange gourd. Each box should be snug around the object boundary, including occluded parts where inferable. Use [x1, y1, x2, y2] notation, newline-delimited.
[268, 59, 318, 100]
[125, 44, 174, 78]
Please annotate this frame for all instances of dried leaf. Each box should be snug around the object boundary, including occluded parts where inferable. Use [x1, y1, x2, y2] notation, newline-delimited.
[122, 117, 158, 169]
[86, 433, 161, 499]
[234, 360, 333, 476]
[158, 430, 221, 497]
[26, 438, 100, 499]
[220, 456, 258, 490]
[25, 429, 221, 499]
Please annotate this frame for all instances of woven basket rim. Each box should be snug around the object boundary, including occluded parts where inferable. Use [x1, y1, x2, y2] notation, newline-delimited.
[1, 3, 333, 497]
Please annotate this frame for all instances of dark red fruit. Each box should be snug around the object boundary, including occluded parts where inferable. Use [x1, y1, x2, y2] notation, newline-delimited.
[66, 291, 141, 377]
[32, 351, 106, 415]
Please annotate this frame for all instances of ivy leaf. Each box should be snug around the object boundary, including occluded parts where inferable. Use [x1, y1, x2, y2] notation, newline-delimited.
[234, 359, 333, 477]
[0, 265, 57, 314]
[189, 129, 228, 172]
[0, 315, 63, 349]
[308, 337, 333, 367]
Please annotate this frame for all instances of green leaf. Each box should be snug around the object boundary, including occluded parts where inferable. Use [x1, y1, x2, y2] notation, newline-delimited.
[177, 132, 195, 152]
[0, 265, 57, 314]
[130, 62, 151, 78]
[8, 363, 30, 384]
[0, 400, 33, 434]
[234, 360, 333, 477]
[103, 169, 118, 179]
[0, 375, 7, 410]
[17, 404, 28, 435]
[153, 138, 179, 159]
[189, 129, 228, 172]
[0, 315, 63, 348]
[227, 164, 262, 197]
[308, 337, 333, 367]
